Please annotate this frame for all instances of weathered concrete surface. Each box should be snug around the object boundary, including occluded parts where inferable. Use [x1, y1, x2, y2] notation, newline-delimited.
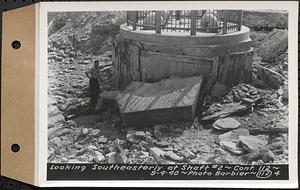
[120, 24, 251, 45]
[117, 76, 203, 126]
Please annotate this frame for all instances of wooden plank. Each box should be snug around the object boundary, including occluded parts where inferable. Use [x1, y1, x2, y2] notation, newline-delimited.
[129, 44, 140, 81]
[112, 40, 122, 88]
[243, 50, 254, 82]
[217, 55, 229, 85]
[211, 57, 220, 82]
[249, 127, 288, 135]
[201, 103, 249, 121]
[216, 49, 253, 86]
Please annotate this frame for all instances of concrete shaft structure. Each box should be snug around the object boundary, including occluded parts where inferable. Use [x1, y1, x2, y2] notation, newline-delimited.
[113, 24, 253, 90]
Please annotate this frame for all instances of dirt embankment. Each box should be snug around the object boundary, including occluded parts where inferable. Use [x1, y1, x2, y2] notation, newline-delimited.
[243, 10, 288, 30]
[48, 11, 125, 55]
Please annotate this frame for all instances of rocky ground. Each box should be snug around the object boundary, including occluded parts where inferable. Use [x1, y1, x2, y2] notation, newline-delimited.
[47, 11, 289, 166]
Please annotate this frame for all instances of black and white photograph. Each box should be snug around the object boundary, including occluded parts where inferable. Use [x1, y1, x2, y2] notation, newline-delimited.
[0, 1, 298, 188]
[43, 2, 298, 184]
[47, 9, 289, 165]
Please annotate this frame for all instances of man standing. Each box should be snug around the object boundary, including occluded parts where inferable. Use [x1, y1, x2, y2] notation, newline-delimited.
[86, 60, 101, 113]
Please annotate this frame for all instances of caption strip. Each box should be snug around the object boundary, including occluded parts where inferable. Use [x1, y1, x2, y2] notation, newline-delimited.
[47, 164, 288, 180]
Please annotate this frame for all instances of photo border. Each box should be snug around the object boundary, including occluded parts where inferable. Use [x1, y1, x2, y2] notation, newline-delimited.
[38, 1, 298, 188]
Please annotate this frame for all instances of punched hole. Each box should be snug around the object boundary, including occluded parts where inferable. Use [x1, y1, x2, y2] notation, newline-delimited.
[11, 40, 21, 49]
[11, 144, 20, 153]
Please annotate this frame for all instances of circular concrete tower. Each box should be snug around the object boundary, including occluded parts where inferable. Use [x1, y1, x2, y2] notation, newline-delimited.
[113, 10, 253, 90]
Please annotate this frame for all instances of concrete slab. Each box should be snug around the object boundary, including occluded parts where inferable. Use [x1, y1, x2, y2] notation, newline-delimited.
[117, 76, 203, 126]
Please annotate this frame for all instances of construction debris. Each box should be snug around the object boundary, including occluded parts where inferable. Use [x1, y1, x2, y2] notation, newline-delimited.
[218, 128, 250, 143]
[239, 135, 269, 152]
[202, 103, 248, 121]
[222, 83, 261, 104]
[48, 103, 65, 128]
[218, 128, 249, 155]
[149, 147, 166, 162]
[212, 117, 241, 131]
[249, 127, 288, 135]
[181, 148, 196, 159]
[220, 141, 243, 155]
[259, 29, 288, 62]
[243, 10, 288, 30]
[244, 149, 275, 163]
[254, 64, 286, 89]
[165, 151, 183, 162]
[210, 82, 228, 100]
